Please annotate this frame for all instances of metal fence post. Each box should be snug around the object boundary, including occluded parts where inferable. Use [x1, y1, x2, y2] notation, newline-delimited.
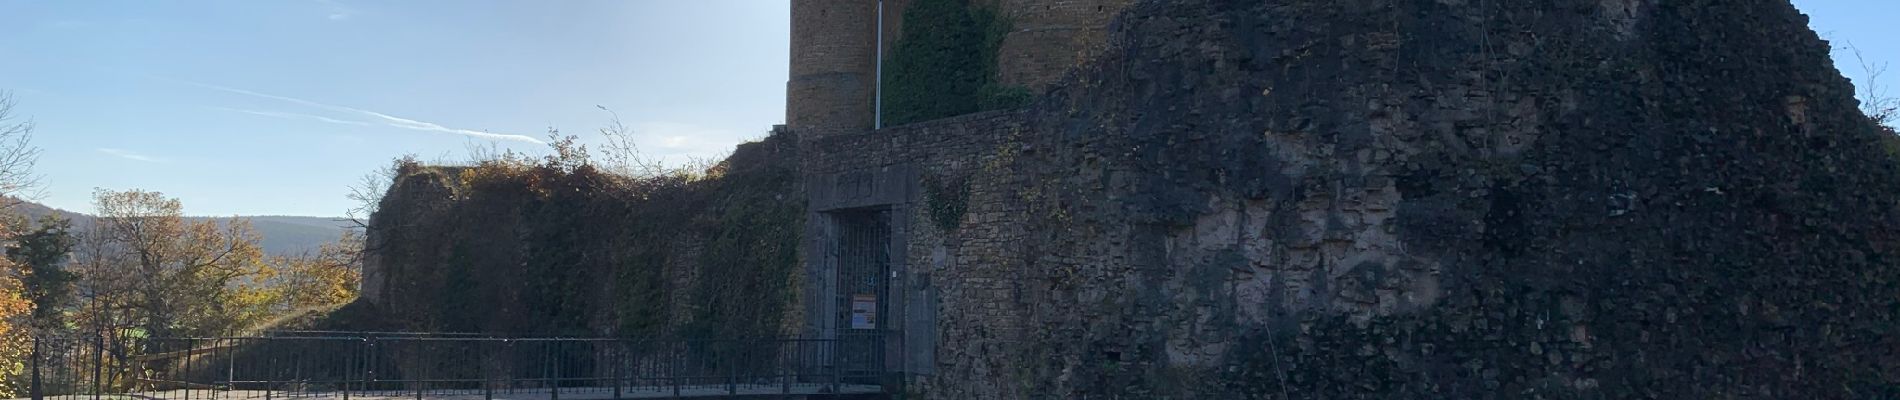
[363, 338, 375, 398]
[228, 338, 237, 394]
[92, 332, 102, 400]
[483, 341, 494, 400]
[185, 338, 196, 400]
[781, 338, 791, 395]
[549, 341, 560, 400]
[726, 342, 737, 396]
[611, 342, 622, 400]
[266, 338, 275, 400]
[670, 341, 681, 399]
[831, 337, 842, 393]
[343, 339, 352, 400]
[507, 340, 518, 396]
[30, 337, 42, 400]
[412, 340, 422, 400]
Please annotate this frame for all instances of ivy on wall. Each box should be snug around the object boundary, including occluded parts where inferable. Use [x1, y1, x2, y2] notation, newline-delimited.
[882, 0, 1030, 126]
[924, 173, 972, 232]
[336, 134, 805, 339]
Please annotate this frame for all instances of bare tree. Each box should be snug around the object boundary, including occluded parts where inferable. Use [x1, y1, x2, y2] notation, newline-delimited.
[345, 164, 395, 229]
[71, 212, 136, 334]
[595, 105, 670, 177]
[0, 91, 44, 206]
[1843, 43, 1897, 129]
[345, 154, 428, 227]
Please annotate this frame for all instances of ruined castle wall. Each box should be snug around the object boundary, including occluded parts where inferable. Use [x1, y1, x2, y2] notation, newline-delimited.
[359, 135, 807, 338]
[807, 0, 1900, 398]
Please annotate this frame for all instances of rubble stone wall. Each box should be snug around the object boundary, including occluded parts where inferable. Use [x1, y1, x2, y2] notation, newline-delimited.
[804, 0, 1900, 398]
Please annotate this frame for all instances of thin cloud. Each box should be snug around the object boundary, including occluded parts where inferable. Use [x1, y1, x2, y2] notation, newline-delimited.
[97, 148, 167, 163]
[210, 107, 370, 126]
[352, 108, 545, 144]
[317, 0, 354, 20]
[632, 122, 738, 156]
[44, 20, 94, 30]
[186, 81, 543, 144]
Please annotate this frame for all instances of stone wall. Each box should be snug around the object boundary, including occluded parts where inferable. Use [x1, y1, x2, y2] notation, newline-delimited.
[980, 0, 1135, 90]
[802, 110, 1027, 383]
[358, 134, 806, 338]
[804, 111, 1023, 176]
[804, 0, 1900, 398]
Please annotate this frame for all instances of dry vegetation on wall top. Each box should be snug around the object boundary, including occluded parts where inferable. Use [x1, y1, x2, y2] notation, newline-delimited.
[340, 133, 804, 338]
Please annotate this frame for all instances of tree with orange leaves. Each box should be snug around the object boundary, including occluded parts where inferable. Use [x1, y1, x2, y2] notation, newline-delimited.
[0, 89, 43, 398]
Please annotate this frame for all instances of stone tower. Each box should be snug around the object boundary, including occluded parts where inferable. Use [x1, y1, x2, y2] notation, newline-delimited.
[787, 0, 879, 140]
[787, 0, 1133, 141]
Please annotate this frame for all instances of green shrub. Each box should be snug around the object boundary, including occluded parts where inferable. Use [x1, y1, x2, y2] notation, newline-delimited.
[980, 83, 1034, 111]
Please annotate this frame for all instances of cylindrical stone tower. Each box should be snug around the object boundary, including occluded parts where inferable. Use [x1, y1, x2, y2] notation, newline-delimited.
[788, 0, 879, 140]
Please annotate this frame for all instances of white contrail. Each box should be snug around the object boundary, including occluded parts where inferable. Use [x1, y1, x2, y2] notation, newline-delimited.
[210, 107, 371, 126]
[188, 81, 544, 144]
[97, 148, 167, 163]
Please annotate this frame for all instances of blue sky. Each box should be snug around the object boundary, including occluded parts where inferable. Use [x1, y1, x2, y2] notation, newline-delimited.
[0, 1, 789, 217]
[0, 1, 1891, 217]
[1797, 0, 1900, 107]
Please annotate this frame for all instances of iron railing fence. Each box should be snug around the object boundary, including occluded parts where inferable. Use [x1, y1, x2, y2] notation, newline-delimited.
[19, 333, 886, 400]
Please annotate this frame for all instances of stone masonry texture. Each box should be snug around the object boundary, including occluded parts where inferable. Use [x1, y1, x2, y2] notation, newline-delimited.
[978, 0, 1136, 90]
[787, 0, 1132, 136]
[804, 0, 1900, 398]
[359, 0, 1900, 397]
[789, 0, 880, 137]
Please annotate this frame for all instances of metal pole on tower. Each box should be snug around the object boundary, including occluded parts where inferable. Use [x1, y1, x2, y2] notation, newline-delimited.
[875, 0, 885, 130]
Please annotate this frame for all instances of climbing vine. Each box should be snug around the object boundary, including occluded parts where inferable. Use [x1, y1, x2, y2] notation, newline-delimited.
[882, 0, 1030, 126]
[337, 133, 804, 339]
[924, 173, 972, 232]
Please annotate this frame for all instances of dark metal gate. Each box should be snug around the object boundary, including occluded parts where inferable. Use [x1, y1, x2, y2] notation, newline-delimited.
[832, 209, 889, 382]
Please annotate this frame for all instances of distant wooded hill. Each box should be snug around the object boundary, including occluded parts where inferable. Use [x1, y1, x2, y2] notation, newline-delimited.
[6, 200, 357, 256]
